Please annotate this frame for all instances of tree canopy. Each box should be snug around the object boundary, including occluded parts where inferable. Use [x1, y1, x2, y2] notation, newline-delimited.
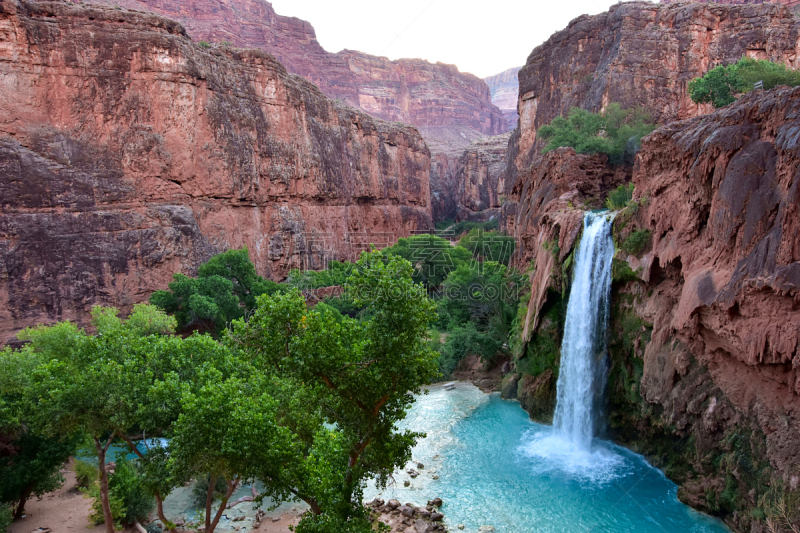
[689, 57, 800, 108]
[538, 104, 657, 165]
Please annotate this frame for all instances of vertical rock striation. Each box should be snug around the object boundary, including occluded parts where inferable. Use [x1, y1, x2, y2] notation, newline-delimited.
[0, 0, 432, 342]
[454, 133, 512, 220]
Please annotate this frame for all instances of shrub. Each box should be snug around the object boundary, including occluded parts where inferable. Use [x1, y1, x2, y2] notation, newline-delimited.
[0, 504, 11, 533]
[689, 58, 800, 108]
[458, 229, 515, 266]
[198, 41, 211, 49]
[605, 183, 635, 210]
[90, 459, 153, 528]
[538, 104, 657, 165]
[438, 323, 502, 376]
[621, 229, 651, 256]
[75, 460, 98, 490]
[191, 474, 228, 507]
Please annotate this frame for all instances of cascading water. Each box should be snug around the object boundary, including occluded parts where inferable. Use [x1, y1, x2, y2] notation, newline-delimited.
[553, 211, 616, 450]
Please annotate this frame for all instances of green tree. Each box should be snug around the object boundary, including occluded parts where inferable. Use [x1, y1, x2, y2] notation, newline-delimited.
[168, 372, 296, 533]
[151, 248, 279, 335]
[24, 304, 181, 533]
[689, 57, 800, 108]
[0, 346, 79, 519]
[382, 234, 472, 288]
[230, 251, 439, 531]
[458, 229, 515, 266]
[538, 104, 656, 165]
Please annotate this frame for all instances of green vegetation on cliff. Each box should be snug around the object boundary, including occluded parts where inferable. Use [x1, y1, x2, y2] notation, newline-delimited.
[689, 57, 800, 108]
[538, 104, 657, 165]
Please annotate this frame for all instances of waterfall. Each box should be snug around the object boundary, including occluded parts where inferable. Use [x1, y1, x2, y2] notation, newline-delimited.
[553, 211, 615, 450]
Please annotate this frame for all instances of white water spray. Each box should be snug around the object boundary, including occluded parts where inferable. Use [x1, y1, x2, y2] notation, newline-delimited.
[553, 211, 616, 450]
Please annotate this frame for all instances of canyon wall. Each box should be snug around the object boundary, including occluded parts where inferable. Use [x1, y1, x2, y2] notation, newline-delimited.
[0, 0, 432, 343]
[484, 67, 521, 132]
[507, 87, 800, 531]
[508, 0, 800, 180]
[662, 0, 800, 9]
[454, 133, 512, 221]
[74, 0, 507, 222]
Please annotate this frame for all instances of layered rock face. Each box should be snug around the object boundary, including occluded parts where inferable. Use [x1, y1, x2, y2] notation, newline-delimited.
[454, 133, 512, 220]
[509, 1, 800, 178]
[75, 0, 506, 222]
[484, 67, 521, 132]
[0, 0, 432, 343]
[662, 0, 800, 8]
[509, 87, 800, 530]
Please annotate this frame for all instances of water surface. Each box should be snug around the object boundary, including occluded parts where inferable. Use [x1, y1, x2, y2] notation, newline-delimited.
[368, 383, 728, 533]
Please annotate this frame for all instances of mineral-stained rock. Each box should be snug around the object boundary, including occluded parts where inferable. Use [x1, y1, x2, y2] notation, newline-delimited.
[484, 67, 521, 132]
[0, 0, 432, 342]
[509, 0, 800, 182]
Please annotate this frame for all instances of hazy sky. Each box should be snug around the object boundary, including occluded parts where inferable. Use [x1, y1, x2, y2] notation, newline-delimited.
[268, 0, 635, 79]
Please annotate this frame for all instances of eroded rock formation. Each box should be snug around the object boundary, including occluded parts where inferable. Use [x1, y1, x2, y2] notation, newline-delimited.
[509, 86, 800, 531]
[509, 0, 800, 180]
[484, 67, 521, 132]
[662, 0, 800, 8]
[0, 0, 432, 343]
[454, 133, 512, 221]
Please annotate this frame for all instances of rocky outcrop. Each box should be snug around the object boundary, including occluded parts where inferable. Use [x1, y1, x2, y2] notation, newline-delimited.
[454, 133, 511, 220]
[510, 87, 800, 530]
[662, 0, 800, 8]
[509, 1, 800, 181]
[0, 0, 432, 343]
[484, 67, 521, 132]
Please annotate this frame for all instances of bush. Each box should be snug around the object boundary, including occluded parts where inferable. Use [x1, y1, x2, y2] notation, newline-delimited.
[689, 57, 800, 108]
[0, 504, 11, 533]
[458, 229, 515, 266]
[538, 104, 657, 165]
[198, 41, 211, 49]
[75, 460, 98, 490]
[606, 183, 635, 210]
[438, 323, 503, 376]
[621, 229, 651, 256]
[90, 459, 153, 528]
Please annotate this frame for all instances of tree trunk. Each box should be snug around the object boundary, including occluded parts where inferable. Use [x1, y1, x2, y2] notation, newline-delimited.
[205, 475, 216, 532]
[117, 433, 176, 533]
[13, 485, 33, 519]
[207, 479, 238, 533]
[94, 435, 116, 533]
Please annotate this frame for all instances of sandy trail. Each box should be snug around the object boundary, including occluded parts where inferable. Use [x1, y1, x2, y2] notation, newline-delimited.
[6, 461, 300, 533]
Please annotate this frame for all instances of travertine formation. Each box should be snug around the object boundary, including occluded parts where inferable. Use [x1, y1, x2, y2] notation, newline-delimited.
[484, 67, 521, 132]
[509, 0, 800, 180]
[0, 0, 432, 342]
[509, 86, 800, 530]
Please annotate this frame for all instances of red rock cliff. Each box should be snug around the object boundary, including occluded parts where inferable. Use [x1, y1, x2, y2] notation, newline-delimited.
[0, 0, 432, 343]
[509, 87, 800, 530]
[485, 67, 521, 132]
[662, 0, 800, 8]
[509, 1, 800, 179]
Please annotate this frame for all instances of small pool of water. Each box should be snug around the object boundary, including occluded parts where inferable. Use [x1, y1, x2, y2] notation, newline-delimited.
[367, 382, 729, 533]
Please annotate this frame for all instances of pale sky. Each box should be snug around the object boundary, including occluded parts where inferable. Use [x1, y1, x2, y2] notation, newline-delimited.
[268, 0, 637, 79]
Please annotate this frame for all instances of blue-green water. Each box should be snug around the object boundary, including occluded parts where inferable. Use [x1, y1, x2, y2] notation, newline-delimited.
[368, 383, 728, 533]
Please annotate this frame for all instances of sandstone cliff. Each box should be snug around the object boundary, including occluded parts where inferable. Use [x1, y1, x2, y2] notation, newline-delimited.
[0, 0, 432, 343]
[662, 0, 800, 8]
[454, 133, 512, 221]
[484, 67, 521, 132]
[508, 87, 800, 531]
[73, 0, 506, 222]
[509, 1, 800, 180]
